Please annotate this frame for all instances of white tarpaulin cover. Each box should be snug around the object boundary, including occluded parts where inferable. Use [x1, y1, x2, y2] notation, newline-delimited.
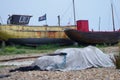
[31, 46, 115, 71]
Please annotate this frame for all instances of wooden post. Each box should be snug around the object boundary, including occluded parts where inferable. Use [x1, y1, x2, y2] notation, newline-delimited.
[2, 41, 5, 49]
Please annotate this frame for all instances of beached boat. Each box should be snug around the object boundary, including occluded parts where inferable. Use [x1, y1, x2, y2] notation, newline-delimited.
[64, 29, 120, 45]
[0, 14, 76, 46]
[64, 1, 120, 45]
[64, 20, 120, 45]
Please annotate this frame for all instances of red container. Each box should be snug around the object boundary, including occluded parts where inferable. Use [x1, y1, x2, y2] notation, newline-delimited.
[77, 20, 89, 32]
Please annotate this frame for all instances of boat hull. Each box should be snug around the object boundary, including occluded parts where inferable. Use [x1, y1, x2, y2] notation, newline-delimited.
[5, 38, 74, 46]
[64, 29, 120, 45]
[0, 25, 76, 46]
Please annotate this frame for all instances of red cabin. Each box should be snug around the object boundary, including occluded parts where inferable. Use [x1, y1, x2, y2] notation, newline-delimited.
[77, 20, 89, 32]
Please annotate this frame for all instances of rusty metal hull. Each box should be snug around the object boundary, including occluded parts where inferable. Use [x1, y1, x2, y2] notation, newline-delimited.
[64, 29, 120, 44]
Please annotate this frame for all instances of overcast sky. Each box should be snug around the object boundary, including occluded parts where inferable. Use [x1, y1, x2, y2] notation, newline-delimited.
[0, 0, 120, 31]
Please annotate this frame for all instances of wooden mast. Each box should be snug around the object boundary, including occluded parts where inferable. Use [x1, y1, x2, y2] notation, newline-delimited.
[111, 2, 115, 31]
[72, 0, 76, 26]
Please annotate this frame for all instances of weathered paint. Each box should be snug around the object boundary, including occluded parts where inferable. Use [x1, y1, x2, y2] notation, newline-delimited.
[0, 25, 76, 41]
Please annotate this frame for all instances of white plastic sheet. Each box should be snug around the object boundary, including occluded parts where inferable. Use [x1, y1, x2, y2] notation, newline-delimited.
[31, 46, 115, 71]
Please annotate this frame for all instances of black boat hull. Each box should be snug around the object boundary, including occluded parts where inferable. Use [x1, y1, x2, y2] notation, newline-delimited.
[5, 38, 74, 46]
[64, 29, 120, 45]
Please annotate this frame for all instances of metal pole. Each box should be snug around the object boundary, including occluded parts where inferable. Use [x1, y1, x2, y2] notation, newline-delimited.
[111, 3, 115, 31]
[58, 15, 60, 26]
[72, 0, 76, 26]
[0, 16, 3, 24]
[99, 17, 101, 31]
[45, 14, 47, 26]
[45, 19, 47, 26]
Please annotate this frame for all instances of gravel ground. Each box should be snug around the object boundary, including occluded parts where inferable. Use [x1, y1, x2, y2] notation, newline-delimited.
[0, 46, 120, 80]
[0, 66, 120, 80]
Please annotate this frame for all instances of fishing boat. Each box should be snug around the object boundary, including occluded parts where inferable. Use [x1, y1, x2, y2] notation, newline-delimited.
[64, 20, 120, 45]
[64, 0, 120, 45]
[0, 14, 76, 46]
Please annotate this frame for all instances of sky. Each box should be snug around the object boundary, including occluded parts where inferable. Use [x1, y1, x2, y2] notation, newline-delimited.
[0, 0, 120, 31]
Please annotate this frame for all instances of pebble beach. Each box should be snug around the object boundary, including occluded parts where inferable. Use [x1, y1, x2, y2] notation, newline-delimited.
[0, 46, 120, 80]
[0, 66, 120, 80]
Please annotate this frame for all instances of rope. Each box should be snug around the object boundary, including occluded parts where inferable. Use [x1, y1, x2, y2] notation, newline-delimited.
[0, 52, 67, 62]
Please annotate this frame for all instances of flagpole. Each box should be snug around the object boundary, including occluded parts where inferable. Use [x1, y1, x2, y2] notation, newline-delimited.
[45, 19, 47, 26]
[45, 14, 47, 37]
[45, 14, 47, 26]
